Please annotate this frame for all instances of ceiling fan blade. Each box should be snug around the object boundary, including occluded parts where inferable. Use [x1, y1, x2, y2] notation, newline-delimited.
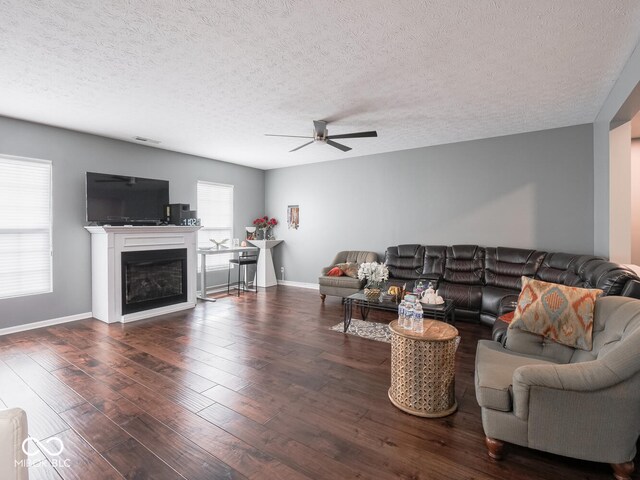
[326, 140, 352, 152]
[326, 130, 378, 140]
[313, 120, 327, 136]
[265, 134, 313, 138]
[289, 141, 314, 152]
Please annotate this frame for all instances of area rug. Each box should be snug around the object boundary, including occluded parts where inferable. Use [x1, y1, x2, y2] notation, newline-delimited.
[330, 319, 391, 343]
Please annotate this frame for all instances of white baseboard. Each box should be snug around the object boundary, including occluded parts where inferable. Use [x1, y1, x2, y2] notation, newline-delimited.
[277, 280, 319, 290]
[201, 281, 254, 295]
[0, 312, 93, 336]
[121, 302, 196, 323]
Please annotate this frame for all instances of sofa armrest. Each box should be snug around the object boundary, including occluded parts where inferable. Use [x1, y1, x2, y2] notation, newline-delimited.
[491, 319, 509, 344]
[0, 408, 28, 480]
[621, 278, 640, 299]
[497, 294, 518, 317]
[512, 361, 622, 420]
[320, 266, 332, 276]
[491, 295, 519, 344]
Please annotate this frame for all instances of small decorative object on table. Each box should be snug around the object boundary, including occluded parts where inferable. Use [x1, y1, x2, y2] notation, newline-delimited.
[358, 262, 389, 301]
[253, 216, 278, 240]
[209, 238, 228, 250]
[245, 227, 256, 240]
[420, 282, 444, 305]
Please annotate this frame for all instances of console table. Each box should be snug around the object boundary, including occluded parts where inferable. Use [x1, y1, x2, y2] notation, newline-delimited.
[197, 246, 258, 301]
[246, 239, 283, 287]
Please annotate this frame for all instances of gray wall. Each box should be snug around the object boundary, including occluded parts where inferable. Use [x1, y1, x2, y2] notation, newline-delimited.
[593, 40, 640, 257]
[0, 115, 264, 329]
[265, 124, 594, 284]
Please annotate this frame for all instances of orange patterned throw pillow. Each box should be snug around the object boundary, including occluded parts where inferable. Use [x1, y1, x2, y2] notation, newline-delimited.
[508, 277, 603, 350]
[326, 267, 343, 277]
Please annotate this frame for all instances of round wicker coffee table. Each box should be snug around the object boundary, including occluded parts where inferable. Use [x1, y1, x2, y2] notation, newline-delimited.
[388, 320, 459, 417]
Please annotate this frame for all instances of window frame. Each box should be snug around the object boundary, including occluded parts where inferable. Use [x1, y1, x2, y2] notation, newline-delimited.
[196, 181, 234, 272]
[0, 154, 53, 299]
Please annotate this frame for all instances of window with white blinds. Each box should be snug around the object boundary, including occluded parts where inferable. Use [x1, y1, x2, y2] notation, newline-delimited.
[197, 181, 233, 270]
[0, 155, 52, 299]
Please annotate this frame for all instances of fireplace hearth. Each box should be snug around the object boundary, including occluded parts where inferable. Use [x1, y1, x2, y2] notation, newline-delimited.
[121, 248, 187, 314]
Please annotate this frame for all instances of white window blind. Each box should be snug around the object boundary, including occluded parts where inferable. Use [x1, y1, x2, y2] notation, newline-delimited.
[0, 155, 52, 299]
[197, 181, 233, 270]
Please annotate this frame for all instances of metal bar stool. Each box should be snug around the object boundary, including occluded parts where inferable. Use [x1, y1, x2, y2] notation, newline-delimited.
[227, 252, 258, 296]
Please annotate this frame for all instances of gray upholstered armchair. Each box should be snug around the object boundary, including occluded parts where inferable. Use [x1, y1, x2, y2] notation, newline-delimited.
[475, 296, 640, 480]
[318, 250, 378, 301]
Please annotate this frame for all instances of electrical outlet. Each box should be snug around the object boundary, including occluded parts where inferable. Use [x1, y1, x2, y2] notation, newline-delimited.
[280, 266, 285, 273]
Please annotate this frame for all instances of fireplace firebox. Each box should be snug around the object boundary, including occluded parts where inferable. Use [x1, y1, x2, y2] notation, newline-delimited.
[121, 248, 188, 314]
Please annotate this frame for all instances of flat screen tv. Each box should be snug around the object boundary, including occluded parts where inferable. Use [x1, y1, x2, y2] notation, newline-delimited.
[86, 172, 169, 225]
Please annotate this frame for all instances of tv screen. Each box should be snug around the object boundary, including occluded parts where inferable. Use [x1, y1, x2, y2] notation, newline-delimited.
[86, 172, 169, 225]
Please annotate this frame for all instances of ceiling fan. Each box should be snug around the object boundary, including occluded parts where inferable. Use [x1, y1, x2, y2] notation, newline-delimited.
[265, 120, 377, 152]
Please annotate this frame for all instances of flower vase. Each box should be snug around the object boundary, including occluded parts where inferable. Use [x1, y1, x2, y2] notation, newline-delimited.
[364, 285, 382, 301]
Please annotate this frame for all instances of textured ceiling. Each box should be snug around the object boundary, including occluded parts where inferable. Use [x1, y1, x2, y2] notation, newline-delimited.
[1, 1, 640, 170]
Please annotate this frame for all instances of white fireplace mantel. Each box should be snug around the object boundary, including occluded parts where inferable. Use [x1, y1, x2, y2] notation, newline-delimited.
[85, 226, 200, 323]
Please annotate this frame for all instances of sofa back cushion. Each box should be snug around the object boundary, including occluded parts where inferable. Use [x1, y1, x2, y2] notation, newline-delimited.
[535, 252, 586, 286]
[341, 251, 378, 265]
[484, 247, 546, 291]
[578, 259, 640, 296]
[509, 297, 640, 367]
[571, 296, 640, 365]
[422, 245, 447, 277]
[385, 244, 425, 280]
[443, 245, 485, 285]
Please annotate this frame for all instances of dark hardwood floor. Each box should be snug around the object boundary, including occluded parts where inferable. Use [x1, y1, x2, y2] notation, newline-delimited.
[0, 286, 636, 479]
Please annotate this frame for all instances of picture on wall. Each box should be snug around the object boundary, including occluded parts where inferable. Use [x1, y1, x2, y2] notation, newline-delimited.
[287, 205, 299, 229]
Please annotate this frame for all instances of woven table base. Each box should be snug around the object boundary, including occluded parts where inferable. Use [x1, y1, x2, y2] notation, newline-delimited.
[388, 320, 459, 418]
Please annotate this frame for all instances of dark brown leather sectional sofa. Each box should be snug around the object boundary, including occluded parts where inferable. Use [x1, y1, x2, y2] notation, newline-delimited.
[385, 244, 640, 329]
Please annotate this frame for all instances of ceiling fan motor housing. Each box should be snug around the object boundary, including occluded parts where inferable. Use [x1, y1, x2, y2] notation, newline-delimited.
[313, 129, 327, 142]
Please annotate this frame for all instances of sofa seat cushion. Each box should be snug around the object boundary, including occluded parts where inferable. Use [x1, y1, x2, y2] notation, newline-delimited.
[475, 340, 556, 412]
[438, 282, 483, 312]
[318, 275, 363, 289]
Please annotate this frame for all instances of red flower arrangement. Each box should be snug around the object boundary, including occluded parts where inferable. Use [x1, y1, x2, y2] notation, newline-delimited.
[253, 216, 278, 229]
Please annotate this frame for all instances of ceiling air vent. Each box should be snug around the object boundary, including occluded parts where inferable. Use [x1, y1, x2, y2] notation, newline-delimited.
[133, 136, 161, 145]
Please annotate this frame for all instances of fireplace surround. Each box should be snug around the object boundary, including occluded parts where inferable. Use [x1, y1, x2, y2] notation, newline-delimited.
[85, 226, 200, 323]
